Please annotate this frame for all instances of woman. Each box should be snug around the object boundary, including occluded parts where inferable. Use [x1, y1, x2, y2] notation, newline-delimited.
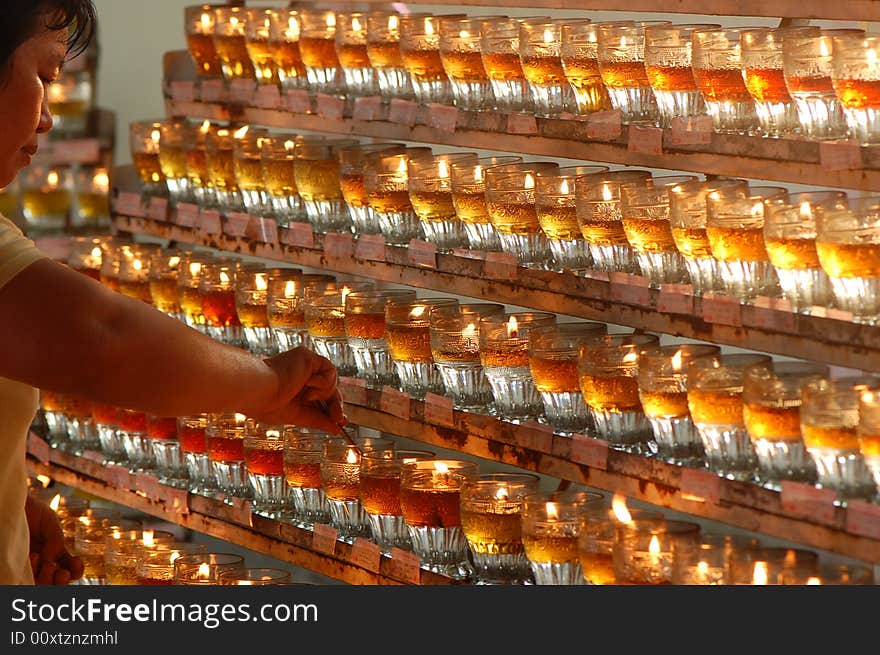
[0, 1, 345, 584]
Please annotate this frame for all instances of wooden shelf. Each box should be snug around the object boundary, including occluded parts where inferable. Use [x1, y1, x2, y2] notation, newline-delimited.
[27, 442, 458, 586]
[165, 98, 880, 192]
[114, 213, 880, 373]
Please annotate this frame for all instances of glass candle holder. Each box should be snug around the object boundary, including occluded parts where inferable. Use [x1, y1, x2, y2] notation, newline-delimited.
[244, 424, 289, 518]
[481, 17, 530, 113]
[485, 161, 558, 269]
[260, 134, 305, 226]
[762, 190, 846, 313]
[529, 322, 608, 435]
[268, 9, 308, 92]
[621, 174, 697, 287]
[234, 267, 274, 356]
[429, 302, 504, 412]
[597, 20, 670, 125]
[63, 393, 98, 455]
[816, 196, 880, 324]
[218, 567, 292, 585]
[296, 7, 341, 95]
[857, 389, 880, 500]
[232, 125, 271, 217]
[72, 166, 110, 229]
[359, 449, 436, 553]
[199, 259, 246, 348]
[74, 511, 130, 585]
[575, 169, 653, 273]
[67, 236, 103, 280]
[130, 120, 167, 198]
[800, 377, 880, 502]
[20, 163, 71, 234]
[177, 251, 214, 333]
[366, 10, 414, 102]
[439, 16, 494, 112]
[40, 389, 69, 448]
[206, 412, 251, 502]
[671, 532, 759, 585]
[730, 546, 819, 585]
[742, 360, 828, 488]
[119, 243, 160, 305]
[522, 490, 604, 585]
[460, 472, 540, 585]
[148, 248, 183, 320]
[560, 20, 613, 116]
[578, 333, 660, 454]
[91, 399, 123, 465]
[335, 11, 376, 97]
[345, 289, 416, 388]
[303, 291, 358, 378]
[740, 28, 799, 138]
[400, 459, 480, 579]
[692, 27, 759, 134]
[536, 165, 609, 273]
[294, 137, 355, 234]
[46, 69, 92, 137]
[519, 18, 573, 118]
[148, 413, 187, 489]
[480, 312, 556, 423]
[184, 119, 214, 208]
[283, 428, 332, 528]
[644, 23, 715, 127]
[213, 5, 255, 83]
[205, 126, 243, 214]
[244, 7, 279, 88]
[173, 552, 246, 585]
[386, 297, 458, 399]
[105, 528, 175, 585]
[185, 5, 222, 79]
[118, 408, 152, 472]
[450, 155, 521, 252]
[400, 13, 454, 106]
[637, 343, 721, 466]
[613, 518, 700, 585]
[321, 436, 396, 543]
[179, 414, 216, 496]
[831, 33, 880, 145]
[363, 148, 425, 246]
[706, 181, 787, 301]
[265, 268, 308, 352]
[339, 142, 405, 236]
[408, 151, 474, 252]
[577, 504, 663, 585]
[687, 354, 771, 481]
[782, 27, 860, 141]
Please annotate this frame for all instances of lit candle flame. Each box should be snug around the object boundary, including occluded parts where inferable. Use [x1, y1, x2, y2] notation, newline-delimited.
[462, 322, 476, 338]
[506, 315, 519, 339]
[648, 534, 661, 556]
[783, 549, 797, 569]
[36, 475, 51, 488]
[284, 280, 296, 298]
[47, 171, 59, 187]
[623, 351, 638, 365]
[819, 39, 831, 58]
[91, 246, 102, 259]
[806, 576, 822, 585]
[868, 48, 878, 65]
[601, 184, 613, 202]
[396, 157, 408, 175]
[230, 16, 239, 28]
[266, 429, 281, 439]
[494, 486, 509, 501]
[168, 256, 180, 268]
[750, 201, 763, 218]
[620, 36, 628, 48]
[132, 258, 143, 272]
[346, 448, 359, 464]
[326, 12, 336, 29]
[543, 28, 554, 44]
[611, 494, 632, 524]
[200, 120, 211, 135]
[524, 173, 535, 190]
[560, 179, 570, 195]
[233, 125, 250, 139]
[255, 273, 268, 292]
[799, 201, 812, 220]
[151, 129, 160, 144]
[189, 262, 202, 277]
[671, 349, 683, 373]
[49, 494, 61, 512]
[341, 285, 352, 304]
[237, 580, 253, 586]
[410, 305, 426, 319]
[546, 501, 559, 520]
[170, 551, 181, 564]
[352, 17, 362, 33]
[234, 412, 247, 423]
[112, 528, 121, 540]
[286, 17, 300, 39]
[284, 139, 295, 152]
[142, 529, 155, 547]
[197, 563, 211, 579]
[217, 129, 229, 138]
[696, 561, 709, 577]
[388, 15, 399, 31]
[424, 17, 434, 36]
[219, 271, 231, 285]
[200, 12, 211, 31]
[79, 516, 90, 526]
[474, 165, 483, 183]
[437, 159, 449, 179]
[434, 461, 450, 474]
[93, 170, 110, 192]
[752, 561, 769, 585]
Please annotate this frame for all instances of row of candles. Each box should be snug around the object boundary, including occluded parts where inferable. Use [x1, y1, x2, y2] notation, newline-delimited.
[30, 448, 872, 586]
[30, 487, 290, 585]
[131, 119, 880, 324]
[46, 237, 880, 505]
[185, 4, 880, 143]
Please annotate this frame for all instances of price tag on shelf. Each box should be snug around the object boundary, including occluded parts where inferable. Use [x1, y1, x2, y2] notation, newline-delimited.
[134, 473, 162, 501]
[844, 500, 880, 540]
[585, 110, 622, 141]
[507, 113, 539, 135]
[570, 435, 609, 470]
[114, 191, 144, 217]
[80, 450, 106, 465]
[323, 232, 354, 259]
[281, 222, 315, 249]
[388, 99, 418, 127]
[339, 376, 368, 406]
[200, 79, 226, 103]
[53, 138, 101, 163]
[175, 202, 200, 228]
[352, 96, 383, 121]
[426, 104, 459, 133]
[701, 293, 742, 327]
[483, 252, 518, 281]
[627, 125, 664, 155]
[812, 306, 855, 322]
[254, 84, 282, 110]
[515, 421, 554, 453]
[163, 486, 189, 514]
[169, 80, 196, 103]
[451, 248, 486, 261]
[287, 89, 311, 114]
[668, 115, 713, 146]
[680, 468, 722, 505]
[316, 93, 345, 120]
[229, 79, 256, 105]
[388, 547, 421, 584]
[355, 234, 386, 261]
[748, 297, 796, 332]
[245, 216, 279, 244]
[350, 538, 381, 573]
[656, 283, 694, 315]
[780, 481, 837, 523]
[423, 393, 455, 428]
[407, 239, 437, 269]
[198, 209, 222, 236]
[819, 140, 862, 171]
[223, 211, 251, 238]
[312, 523, 338, 555]
[227, 497, 252, 526]
[106, 464, 132, 490]
[610, 272, 652, 306]
[27, 433, 50, 463]
[146, 196, 169, 222]
[380, 386, 412, 420]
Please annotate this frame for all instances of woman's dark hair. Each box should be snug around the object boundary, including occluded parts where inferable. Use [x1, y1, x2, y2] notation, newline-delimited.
[0, 0, 97, 78]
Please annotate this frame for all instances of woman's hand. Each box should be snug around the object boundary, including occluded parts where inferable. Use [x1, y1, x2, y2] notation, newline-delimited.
[25, 495, 83, 585]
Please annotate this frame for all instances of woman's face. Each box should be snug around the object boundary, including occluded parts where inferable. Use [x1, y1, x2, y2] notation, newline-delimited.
[0, 24, 66, 188]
